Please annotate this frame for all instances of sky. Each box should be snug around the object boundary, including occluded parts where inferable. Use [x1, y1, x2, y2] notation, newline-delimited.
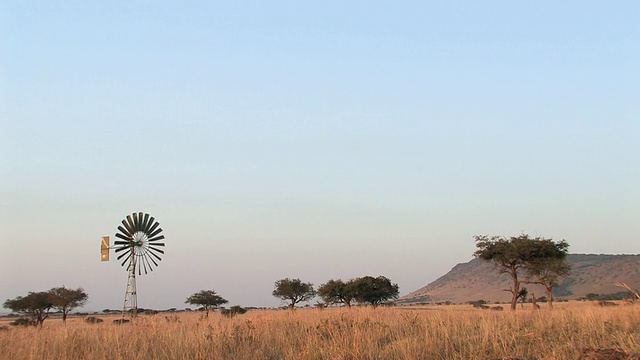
[1, 1, 638, 312]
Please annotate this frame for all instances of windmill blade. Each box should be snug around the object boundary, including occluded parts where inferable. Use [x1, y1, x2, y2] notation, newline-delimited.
[137, 212, 145, 230]
[144, 216, 155, 233]
[141, 252, 154, 272]
[148, 227, 163, 239]
[139, 250, 151, 271]
[149, 245, 165, 254]
[119, 252, 133, 267]
[126, 215, 135, 234]
[113, 240, 131, 246]
[117, 248, 133, 259]
[146, 252, 159, 267]
[147, 221, 160, 235]
[148, 250, 163, 262]
[148, 235, 165, 242]
[137, 254, 146, 275]
[138, 246, 151, 264]
[117, 225, 132, 237]
[122, 218, 134, 235]
[139, 254, 148, 275]
[141, 213, 150, 233]
[133, 213, 140, 231]
[115, 245, 132, 253]
[149, 242, 165, 247]
[115, 233, 132, 241]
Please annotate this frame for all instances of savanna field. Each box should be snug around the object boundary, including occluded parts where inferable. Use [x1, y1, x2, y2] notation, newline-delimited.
[1, 302, 639, 360]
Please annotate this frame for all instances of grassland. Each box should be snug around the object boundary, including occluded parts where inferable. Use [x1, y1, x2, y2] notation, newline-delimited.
[1, 302, 639, 360]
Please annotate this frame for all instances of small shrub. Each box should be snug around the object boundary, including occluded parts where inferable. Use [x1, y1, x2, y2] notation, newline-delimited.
[10, 318, 37, 327]
[221, 305, 247, 318]
[113, 319, 130, 325]
[469, 300, 488, 308]
[599, 301, 618, 307]
[85, 316, 104, 324]
[165, 315, 180, 323]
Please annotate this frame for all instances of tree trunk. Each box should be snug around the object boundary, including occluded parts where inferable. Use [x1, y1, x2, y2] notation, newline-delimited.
[343, 300, 351, 308]
[545, 285, 554, 308]
[531, 293, 537, 310]
[509, 267, 519, 311]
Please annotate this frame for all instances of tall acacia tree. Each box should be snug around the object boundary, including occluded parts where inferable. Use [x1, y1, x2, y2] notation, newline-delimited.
[272, 278, 316, 309]
[185, 290, 228, 318]
[48, 286, 89, 324]
[474, 234, 569, 311]
[317, 279, 357, 308]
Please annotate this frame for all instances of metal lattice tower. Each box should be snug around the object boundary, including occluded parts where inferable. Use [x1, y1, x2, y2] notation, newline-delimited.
[122, 254, 138, 317]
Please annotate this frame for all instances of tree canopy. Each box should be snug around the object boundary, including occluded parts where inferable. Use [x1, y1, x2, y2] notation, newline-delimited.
[351, 276, 399, 307]
[317, 279, 357, 308]
[48, 286, 89, 323]
[272, 278, 316, 309]
[185, 290, 228, 318]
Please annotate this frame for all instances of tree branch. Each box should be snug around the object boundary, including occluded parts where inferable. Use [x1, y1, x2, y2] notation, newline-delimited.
[615, 282, 640, 300]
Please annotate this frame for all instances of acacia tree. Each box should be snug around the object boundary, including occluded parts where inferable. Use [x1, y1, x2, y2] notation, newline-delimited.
[272, 278, 316, 309]
[4, 292, 54, 327]
[317, 279, 357, 308]
[523, 241, 571, 308]
[185, 290, 228, 318]
[474, 234, 570, 311]
[352, 276, 399, 307]
[48, 286, 89, 324]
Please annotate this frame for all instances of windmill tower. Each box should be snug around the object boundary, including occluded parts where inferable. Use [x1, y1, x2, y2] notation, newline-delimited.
[101, 212, 165, 317]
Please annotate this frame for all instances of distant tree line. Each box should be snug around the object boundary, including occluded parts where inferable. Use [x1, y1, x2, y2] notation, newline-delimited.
[580, 292, 636, 301]
[272, 276, 399, 309]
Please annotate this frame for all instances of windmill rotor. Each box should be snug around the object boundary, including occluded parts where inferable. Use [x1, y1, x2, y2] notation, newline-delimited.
[113, 212, 165, 275]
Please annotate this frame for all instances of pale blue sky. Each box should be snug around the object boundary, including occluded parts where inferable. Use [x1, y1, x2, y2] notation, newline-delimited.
[1, 1, 638, 311]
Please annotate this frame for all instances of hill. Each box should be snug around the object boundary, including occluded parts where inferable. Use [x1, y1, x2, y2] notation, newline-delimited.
[399, 254, 640, 304]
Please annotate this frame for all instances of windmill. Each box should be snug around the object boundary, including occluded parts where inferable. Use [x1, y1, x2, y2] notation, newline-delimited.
[101, 212, 165, 317]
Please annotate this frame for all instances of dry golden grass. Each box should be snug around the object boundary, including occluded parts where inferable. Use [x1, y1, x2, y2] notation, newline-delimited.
[1, 302, 639, 360]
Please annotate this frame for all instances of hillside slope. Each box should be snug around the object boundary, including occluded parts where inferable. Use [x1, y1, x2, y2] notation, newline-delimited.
[400, 254, 640, 304]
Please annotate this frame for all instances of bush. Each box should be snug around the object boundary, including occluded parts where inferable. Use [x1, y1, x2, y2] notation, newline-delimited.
[581, 292, 633, 301]
[469, 300, 488, 308]
[85, 316, 104, 324]
[165, 315, 180, 323]
[10, 318, 37, 327]
[221, 305, 247, 318]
